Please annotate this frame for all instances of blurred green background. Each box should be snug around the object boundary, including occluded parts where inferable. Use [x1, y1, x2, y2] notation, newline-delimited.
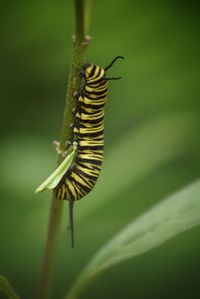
[1, 0, 200, 298]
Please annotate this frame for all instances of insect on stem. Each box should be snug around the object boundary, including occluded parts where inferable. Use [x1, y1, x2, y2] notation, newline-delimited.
[50, 58, 124, 247]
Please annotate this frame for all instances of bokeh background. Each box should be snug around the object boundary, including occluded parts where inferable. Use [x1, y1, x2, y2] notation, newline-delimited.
[1, 0, 200, 298]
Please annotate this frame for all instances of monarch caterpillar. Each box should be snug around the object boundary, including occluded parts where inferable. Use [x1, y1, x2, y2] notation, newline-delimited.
[36, 56, 124, 247]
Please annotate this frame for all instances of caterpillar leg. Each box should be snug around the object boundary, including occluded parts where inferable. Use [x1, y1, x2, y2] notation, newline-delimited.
[73, 91, 80, 98]
[65, 140, 72, 147]
[72, 107, 77, 114]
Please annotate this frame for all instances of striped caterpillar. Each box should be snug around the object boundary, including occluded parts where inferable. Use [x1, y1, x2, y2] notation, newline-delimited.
[36, 56, 124, 246]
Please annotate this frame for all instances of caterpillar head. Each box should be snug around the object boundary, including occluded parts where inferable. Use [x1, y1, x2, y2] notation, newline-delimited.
[80, 57, 124, 82]
[80, 64, 105, 82]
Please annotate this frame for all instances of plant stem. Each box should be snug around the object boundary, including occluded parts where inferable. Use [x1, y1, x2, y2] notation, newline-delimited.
[37, 0, 95, 298]
[37, 195, 64, 299]
[84, 0, 96, 35]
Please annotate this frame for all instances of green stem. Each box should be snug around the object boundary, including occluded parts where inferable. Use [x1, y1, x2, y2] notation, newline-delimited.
[59, 0, 87, 152]
[84, 0, 96, 35]
[37, 0, 95, 298]
[37, 196, 64, 299]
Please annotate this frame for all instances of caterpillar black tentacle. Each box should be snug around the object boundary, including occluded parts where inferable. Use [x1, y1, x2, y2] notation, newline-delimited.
[104, 56, 124, 71]
[54, 56, 124, 247]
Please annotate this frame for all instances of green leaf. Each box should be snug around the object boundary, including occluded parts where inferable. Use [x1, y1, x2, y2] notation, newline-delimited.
[0, 275, 21, 299]
[35, 144, 77, 193]
[65, 179, 200, 299]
